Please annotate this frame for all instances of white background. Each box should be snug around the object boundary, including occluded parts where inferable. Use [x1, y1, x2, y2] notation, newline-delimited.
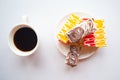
[0, 0, 120, 80]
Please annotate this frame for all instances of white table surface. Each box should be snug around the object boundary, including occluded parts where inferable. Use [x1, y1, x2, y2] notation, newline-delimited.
[0, 0, 120, 80]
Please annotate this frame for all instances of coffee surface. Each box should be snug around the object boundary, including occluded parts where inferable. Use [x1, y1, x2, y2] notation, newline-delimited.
[14, 27, 37, 51]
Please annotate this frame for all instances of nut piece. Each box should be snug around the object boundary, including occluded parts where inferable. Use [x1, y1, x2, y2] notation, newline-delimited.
[66, 27, 84, 43]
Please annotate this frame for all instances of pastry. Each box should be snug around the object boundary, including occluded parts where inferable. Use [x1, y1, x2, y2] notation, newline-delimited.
[56, 12, 106, 67]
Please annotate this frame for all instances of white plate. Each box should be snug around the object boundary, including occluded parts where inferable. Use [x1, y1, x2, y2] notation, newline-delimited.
[55, 12, 98, 60]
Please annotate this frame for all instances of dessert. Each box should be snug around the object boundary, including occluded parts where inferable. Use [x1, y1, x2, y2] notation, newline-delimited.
[56, 12, 106, 67]
[65, 44, 81, 67]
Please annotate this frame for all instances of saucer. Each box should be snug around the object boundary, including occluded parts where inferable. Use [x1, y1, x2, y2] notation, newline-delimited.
[55, 12, 98, 60]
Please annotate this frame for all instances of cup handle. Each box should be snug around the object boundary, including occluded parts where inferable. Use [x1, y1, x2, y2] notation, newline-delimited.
[22, 15, 29, 24]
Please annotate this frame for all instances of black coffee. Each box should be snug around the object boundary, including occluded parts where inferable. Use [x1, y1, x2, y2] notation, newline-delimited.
[14, 27, 37, 51]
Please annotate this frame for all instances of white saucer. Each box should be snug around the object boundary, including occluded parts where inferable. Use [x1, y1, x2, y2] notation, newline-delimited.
[55, 12, 98, 60]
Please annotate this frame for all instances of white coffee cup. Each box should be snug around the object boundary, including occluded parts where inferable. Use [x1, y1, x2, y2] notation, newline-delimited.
[9, 24, 39, 56]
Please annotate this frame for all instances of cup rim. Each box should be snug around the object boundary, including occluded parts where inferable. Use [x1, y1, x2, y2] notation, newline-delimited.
[8, 24, 39, 56]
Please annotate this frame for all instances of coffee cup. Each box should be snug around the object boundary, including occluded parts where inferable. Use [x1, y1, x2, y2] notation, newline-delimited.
[9, 24, 39, 56]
